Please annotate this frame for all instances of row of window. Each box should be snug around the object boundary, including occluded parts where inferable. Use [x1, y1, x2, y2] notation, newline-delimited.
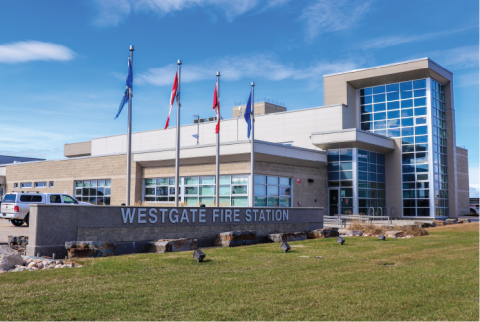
[143, 175, 293, 207]
[360, 79, 427, 96]
[74, 180, 111, 205]
[13, 182, 54, 189]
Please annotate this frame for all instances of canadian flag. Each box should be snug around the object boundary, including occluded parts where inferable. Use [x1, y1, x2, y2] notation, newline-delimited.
[164, 72, 178, 129]
[213, 79, 220, 133]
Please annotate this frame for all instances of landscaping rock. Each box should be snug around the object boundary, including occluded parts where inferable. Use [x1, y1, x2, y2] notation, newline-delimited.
[385, 231, 405, 238]
[307, 228, 339, 239]
[149, 238, 197, 253]
[445, 219, 457, 225]
[338, 229, 350, 235]
[214, 231, 257, 247]
[347, 230, 363, 236]
[414, 222, 435, 228]
[458, 218, 471, 224]
[65, 241, 115, 258]
[268, 232, 307, 243]
[0, 246, 24, 270]
[433, 220, 446, 226]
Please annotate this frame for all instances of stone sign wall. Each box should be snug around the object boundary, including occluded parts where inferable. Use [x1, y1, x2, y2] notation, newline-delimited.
[26, 205, 323, 257]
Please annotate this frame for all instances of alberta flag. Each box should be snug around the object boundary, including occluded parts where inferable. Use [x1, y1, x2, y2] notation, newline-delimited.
[244, 92, 252, 138]
[114, 57, 133, 119]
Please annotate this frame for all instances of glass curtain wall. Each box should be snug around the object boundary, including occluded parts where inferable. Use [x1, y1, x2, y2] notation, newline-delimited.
[360, 78, 447, 217]
[431, 79, 449, 216]
[357, 150, 386, 215]
[327, 149, 354, 213]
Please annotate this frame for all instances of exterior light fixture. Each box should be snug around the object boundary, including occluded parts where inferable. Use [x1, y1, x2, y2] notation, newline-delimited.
[336, 237, 345, 245]
[308, 179, 314, 183]
[280, 242, 291, 253]
[193, 250, 206, 263]
[378, 235, 386, 241]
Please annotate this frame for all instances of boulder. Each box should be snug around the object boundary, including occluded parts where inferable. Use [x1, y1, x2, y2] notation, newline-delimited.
[268, 232, 307, 243]
[307, 228, 339, 239]
[65, 241, 115, 259]
[149, 238, 197, 253]
[433, 220, 446, 226]
[385, 231, 405, 238]
[0, 245, 23, 270]
[338, 229, 351, 235]
[214, 231, 257, 247]
[414, 222, 434, 228]
[445, 219, 457, 225]
[346, 230, 363, 236]
[458, 218, 471, 224]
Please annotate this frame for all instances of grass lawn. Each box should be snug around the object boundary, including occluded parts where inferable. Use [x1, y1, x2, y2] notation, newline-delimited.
[0, 223, 478, 321]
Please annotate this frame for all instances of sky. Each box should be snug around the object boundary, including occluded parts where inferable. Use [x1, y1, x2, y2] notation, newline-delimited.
[0, 0, 478, 196]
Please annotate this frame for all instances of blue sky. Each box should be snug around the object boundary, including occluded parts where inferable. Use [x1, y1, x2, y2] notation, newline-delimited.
[0, 0, 478, 195]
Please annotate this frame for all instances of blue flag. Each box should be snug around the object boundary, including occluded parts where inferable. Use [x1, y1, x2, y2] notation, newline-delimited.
[115, 57, 133, 119]
[244, 92, 252, 138]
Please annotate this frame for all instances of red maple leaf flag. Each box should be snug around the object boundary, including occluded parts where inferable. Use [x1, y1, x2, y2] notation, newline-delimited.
[213, 80, 220, 133]
[164, 72, 178, 129]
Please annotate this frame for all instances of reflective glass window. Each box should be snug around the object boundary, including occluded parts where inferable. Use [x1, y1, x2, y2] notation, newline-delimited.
[374, 103, 386, 112]
[401, 109, 414, 117]
[400, 81, 413, 91]
[401, 91, 413, 99]
[402, 118, 414, 127]
[387, 92, 399, 101]
[373, 85, 385, 94]
[373, 121, 386, 130]
[387, 101, 400, 110]
[374, 112, 386, 121]
[388, 110, 400, 119]
[414, 97, 426, 106]
[401, 99, 413, 108]
[414, 107, 427, 116]
[387, 119, 400, 128]
[413, 79, 426, 89]
[361, 105, 372, 113]
[386, 83, 399, 92]
[373, 94, 385, 103]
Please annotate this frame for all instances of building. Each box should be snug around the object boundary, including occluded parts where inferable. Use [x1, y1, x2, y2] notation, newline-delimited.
[0, 58, 470, 219]
[0, 155, 46, 200]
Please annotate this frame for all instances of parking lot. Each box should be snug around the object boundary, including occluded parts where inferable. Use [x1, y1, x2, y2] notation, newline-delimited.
[0, 220, 28, 244]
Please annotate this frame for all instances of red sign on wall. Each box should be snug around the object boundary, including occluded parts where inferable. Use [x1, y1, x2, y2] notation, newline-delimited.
[296, 179, 301, 184]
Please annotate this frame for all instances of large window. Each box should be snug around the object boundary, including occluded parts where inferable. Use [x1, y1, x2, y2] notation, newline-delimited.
[143, 175, 250, 207]
[74, 180, 111, 205]
[144, 178, 176, 202]
[357, 149, 386, 215]
[360, 78, 444, 217]
[431, 79, 448, 217]
[254, 175, 292, 207]
[327, 149, 354, 213]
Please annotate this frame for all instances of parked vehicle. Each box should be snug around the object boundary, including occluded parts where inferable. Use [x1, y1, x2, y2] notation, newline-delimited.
[470, 204, 479, 215]
[0, 192, 91, 227]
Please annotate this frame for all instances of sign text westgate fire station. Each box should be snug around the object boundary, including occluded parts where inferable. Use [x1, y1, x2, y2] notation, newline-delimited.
[121, 208, 290, 224]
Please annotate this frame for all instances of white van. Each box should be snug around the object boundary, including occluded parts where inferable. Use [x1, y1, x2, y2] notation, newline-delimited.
[0, 192, 91, 226]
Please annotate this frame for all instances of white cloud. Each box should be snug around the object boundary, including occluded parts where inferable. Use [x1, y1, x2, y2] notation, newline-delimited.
[428, 45, 479, 70]
[360, 26, 476, 50]
[136, 53, 358, 86]
[456, 72, 479, 88]
[92, 0, 287, 26]
[299, 0, 374, 41]
[0, 41, 75, 64]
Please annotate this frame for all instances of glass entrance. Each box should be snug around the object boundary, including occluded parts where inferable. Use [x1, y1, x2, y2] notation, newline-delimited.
[329, 189, 339, 215]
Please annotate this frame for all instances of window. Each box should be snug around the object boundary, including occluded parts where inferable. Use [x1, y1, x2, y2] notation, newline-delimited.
[144, 178, 177, 203]
[49, 181, 54, 187]
[50, 195, 62, 203]
[63, 195, 77, 204]
[254, 175, 291, 207]
[2, 194, 16, 203]
[143, 175, 250, 206]
[74, 180, 111, 205]
[20, 195, 43, 202]
[357, 149, 386, 215]
[34, 182, 47, 188]
[13, 183, 18, 189]
[20, 183, 32, 188]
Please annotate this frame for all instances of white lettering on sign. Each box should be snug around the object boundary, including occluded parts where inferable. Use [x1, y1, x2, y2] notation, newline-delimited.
[149, 208, 158, 223]
[138, 208, 147, 224]
[122, 208, 136, 223]
[121, 208, 290, 224]
[358, 154, 368, 159]
[199, 209, 206, 223]
[169, 209, 179, 223]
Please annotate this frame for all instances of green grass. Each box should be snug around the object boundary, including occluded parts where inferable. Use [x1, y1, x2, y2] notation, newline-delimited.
[0, 224, 478, 321]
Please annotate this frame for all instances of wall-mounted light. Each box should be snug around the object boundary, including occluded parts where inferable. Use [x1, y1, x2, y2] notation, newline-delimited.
[308, 179, 314, 183]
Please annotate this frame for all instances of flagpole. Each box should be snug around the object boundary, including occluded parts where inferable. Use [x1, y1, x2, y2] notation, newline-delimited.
[250, 82, 255, 207]
[175, 60, 181, 207]
[126, 45, 134, 206]
[215, 71, 220, 207]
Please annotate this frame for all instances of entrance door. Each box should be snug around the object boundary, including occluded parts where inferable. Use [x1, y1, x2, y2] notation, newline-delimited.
[329, 189, 339, 216]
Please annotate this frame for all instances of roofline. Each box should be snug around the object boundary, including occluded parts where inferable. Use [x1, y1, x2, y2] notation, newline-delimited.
[0, 155, 45, 160]
[85, 104, 346, 141]
[324, 57, 453, 78]
[6, 140, 325, 166]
